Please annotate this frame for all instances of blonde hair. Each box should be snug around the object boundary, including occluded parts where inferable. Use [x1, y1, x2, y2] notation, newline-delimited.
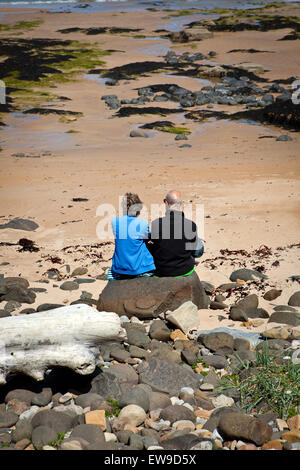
[122, 192, 143, 216]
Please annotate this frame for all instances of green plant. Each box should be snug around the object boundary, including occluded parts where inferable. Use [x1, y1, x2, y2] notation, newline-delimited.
[0, 20, 43, 32]
[153, 125, 191, 135]
[57, 432, 66, 444]
[1, 442, 10, 448]
[240, 347, 300, 419]
[215, 342, 300, 420]
[48, 440, 57, 448]
[106, 398, 121, 417]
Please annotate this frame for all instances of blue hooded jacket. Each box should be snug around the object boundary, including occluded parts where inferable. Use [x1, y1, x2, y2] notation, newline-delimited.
[111, 215, 155, 275]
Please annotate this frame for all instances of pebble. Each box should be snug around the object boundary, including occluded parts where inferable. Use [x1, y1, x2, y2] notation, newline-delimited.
[129, 129, 149, 138]
[172, 420, 195, 431]
[276, 135, 293, 141]
[85, 410, 106, 431]
[104, 432, 118, 442]
[281, 430, 300, 442]
[117, 404, 146, 427]
[200, 383, 214, 391]
[59, 392, 73, 404]
[212, 395, 235, 408]
[287, 414, 300, 431]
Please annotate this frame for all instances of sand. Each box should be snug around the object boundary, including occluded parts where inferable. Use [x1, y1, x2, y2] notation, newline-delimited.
[0, 3, 299, 337]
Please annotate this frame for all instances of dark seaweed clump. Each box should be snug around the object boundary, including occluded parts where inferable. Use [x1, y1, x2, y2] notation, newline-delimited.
[279, 30, 300, 40]
[114, 106, 183, 118]
[227, 48, 274, 53]
[0, 38, 74, 82]
[91, 60, 185, 81]
[91, 57, 268, 84]
[231, 100, 300, 131]
[23, 108, 82, 116]
[57, 26, 142, 35]
[192, 15, 300, 33]
[185, 100, 300, 131]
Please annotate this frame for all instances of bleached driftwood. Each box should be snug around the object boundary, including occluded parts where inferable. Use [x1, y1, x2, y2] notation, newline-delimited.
[0, 304, 126, 384]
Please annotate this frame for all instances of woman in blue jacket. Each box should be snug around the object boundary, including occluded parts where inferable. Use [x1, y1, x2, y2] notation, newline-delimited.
[107, 193, 156, 280]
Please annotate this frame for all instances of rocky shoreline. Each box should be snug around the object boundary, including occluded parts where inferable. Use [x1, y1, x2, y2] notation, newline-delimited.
[0, 242, 299, 451]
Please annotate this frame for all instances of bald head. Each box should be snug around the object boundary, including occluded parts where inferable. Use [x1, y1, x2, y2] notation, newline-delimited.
[164, 190, 182, 210]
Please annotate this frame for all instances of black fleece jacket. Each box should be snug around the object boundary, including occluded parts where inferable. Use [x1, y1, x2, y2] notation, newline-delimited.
[147, 210, 198, 277]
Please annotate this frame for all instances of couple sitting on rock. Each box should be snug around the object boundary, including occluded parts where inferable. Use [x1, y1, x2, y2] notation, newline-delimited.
[107, 190, 204, 281]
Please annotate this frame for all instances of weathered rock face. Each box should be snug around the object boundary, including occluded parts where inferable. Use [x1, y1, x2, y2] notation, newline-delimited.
[97, 271, 209, 319]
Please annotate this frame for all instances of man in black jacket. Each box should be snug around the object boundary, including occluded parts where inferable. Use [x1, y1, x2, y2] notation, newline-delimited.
[147, 190, 204, 277]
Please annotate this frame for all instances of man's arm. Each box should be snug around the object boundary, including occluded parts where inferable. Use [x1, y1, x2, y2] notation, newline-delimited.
[185, 221, 205, 258]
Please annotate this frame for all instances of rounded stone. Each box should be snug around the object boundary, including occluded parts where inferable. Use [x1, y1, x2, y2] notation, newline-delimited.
[288, 291, 300, 307]
[117, 404, 146, 427]
[70, 424, 105, 444]
[160, 405, 196, 424]
[31, 425, 58, 450]
[0, 411, 19, 428]
[60, 281, 79, 291]
[31, 409, 75, 433]
[118, 385, 150, 412]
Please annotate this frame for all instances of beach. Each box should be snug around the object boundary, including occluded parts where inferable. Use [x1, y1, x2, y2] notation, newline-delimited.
[0, 1, 299, 322]
[0, 0, 300, 452]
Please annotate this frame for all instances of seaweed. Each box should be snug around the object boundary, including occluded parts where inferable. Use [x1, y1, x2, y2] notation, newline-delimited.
[229, 100, 300, 131]
[200, 14, 300, 33]
[227, 48, 273, 53]
[0, 37, 110, 123]
[185, 100, 300, 131]
[57, 26, 143, 35]
[114, 106, 184, 118]
[92, 60, 185, 80]
[279, 30, 300, 40]
[140, 120, 191, 134]
[23, 108, 82, 116]
[0, 20, 43, 33]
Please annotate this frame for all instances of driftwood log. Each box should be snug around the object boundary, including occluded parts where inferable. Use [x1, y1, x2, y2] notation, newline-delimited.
[0, 304, 126, 385]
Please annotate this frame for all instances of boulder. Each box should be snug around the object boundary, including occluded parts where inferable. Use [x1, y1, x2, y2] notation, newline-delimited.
[288, 291, 300, 307]
[31, 425, 58, 449]
[199, 331, 234, 354]
[160, 405, 196, 424]
[118, 385, 150, 412]
[70, 424, 105, 445]
[166, 301, 200, 334]
[234, 62, 265, 74]
[230, 268, 267, 282]
[186, 27, 214, 41]
[263, 289, 282, 301]
[31, 409, 75, 434]
[139, 358, 201, 395]
[149, 319, 171, 342]
[91, 364, 138, 401]
[97, 272, 209, 319]
[0, 218, 39, 231]
[218, 412, 272, 446]
[161, 434, 202, 450]
[196, 65, 227, 78]
[268, 311, 300, 327]
[129, 129, 150, 138]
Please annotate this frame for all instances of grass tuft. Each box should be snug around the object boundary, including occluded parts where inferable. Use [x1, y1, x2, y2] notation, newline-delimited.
[217, 342, 300, 420]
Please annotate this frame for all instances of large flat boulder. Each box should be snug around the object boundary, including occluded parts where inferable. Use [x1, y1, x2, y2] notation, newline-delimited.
[97, 271, 209, 319]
